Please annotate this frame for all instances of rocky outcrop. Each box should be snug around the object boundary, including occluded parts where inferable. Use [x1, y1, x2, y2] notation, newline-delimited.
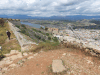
[0, 50, 35, 75]
[59, 36, 100, 57]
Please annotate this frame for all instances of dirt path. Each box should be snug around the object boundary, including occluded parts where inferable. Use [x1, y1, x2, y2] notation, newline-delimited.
[3, 48, 100, 75]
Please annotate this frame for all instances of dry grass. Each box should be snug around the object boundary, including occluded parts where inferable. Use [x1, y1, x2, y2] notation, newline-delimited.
[0, 22, 21, 56]
[30, 41, 61, 53]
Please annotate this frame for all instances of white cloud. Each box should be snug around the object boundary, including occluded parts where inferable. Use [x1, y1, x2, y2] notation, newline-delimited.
[0, 0, 100, 17]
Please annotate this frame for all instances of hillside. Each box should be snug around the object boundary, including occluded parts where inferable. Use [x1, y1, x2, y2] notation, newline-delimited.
[0, 19, 100, 75]
[0, 20, 21, 55]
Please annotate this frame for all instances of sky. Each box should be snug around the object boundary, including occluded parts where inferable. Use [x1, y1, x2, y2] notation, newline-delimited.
[0, 0, 100, 17]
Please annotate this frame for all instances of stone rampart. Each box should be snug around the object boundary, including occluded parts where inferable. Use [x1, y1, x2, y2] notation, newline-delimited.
[7, 21, 38, 51]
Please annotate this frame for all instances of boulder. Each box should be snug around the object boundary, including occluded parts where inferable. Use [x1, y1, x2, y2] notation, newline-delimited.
[23, 52, 28, 56]
[10, 55, 18, 61]
[5, 60, 13, 65]
[10, 50, 19, 55]
[17, 52, 23, 58]
[27, 56, 33, 60]
[9, 64, 17, 68]
[52, 60, 66, 73]
[2, 67, 8, 72]
[34, 53, 38, 56]
[4, 53, 10, 57]
[85, 49, 89, 53]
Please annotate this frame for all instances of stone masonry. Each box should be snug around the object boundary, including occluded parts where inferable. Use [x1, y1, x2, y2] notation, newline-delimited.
[7, 20, 38, 51]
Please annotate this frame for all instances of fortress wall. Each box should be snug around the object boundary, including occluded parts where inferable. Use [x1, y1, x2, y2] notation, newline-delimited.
[7, 21, 37, 51]
[59, 36, 100, 57]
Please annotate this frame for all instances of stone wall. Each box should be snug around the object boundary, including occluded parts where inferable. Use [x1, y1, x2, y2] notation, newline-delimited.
[59, 36, 100, 57]
[7, 21, 37, 51]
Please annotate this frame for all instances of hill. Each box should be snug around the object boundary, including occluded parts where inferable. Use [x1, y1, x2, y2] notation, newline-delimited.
[0, 14, 100, 20]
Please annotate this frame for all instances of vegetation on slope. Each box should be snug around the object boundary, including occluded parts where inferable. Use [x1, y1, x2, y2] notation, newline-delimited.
[0, 20, 21, 60]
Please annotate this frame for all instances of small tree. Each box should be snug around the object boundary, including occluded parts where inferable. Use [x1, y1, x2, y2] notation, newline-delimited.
[42, 39, 46, 42]
[46, 33, 49, 36]
[53, 37, 58, 42]
[40, 27, 44, 29]
[0, 19, 5, 27]
[45, 27, 48, 31]
[48, 36, 51, 40]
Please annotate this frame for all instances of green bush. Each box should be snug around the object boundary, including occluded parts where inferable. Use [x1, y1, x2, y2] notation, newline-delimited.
[20, 29, 26, 34]
[16, 25, 20, 28]
[48, 36, 51, 40]
[45, 27, 48, 31]
[0, 51, 5, 61]
[40, 27, 44, 29]
[0, 19, 5, 27]
[46, 33, 49, 36]
[34, 34, 41, 40]
[21, 24, 26, 29]
[42, 39, 46, 42]
[53, 37, 58, 42]
[0, 33, 3, 36]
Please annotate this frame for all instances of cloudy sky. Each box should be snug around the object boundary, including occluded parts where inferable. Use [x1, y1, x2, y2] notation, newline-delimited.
[0, 0, 100, 17]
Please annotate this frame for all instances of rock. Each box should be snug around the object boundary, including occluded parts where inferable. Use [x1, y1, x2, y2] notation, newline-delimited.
[34, 53, 38, 56]
[90, 51, 96, 56]
[0, 67, 2, 71]
[17, 60, 23, 65]
[87, 60, 93, 64]
[10, 55, 18, 61]
[22, 59, 26, 62]
[23, 53, 28, 56]
[17, 53, 23, 58]
[0, 72, 2, 75]
[85, 49, 89, 52]
[29, 52, 33, 55]
[27, 56, 33, 60]
[4, 53, 10, 57]
[2, 67, 8, 72]
[52, 60, 66, 73]
[0, 46, 2, 51]
[0, 61, 5, 66]
[2, 57, 10, 61]
[9, 64, 17, 68]
[62, 53, 66, 56]
[5, 60, 13, 65]
[10, 50, 19, 54]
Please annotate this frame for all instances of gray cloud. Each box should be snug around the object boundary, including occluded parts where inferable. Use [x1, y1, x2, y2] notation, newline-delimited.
[0, 0, 100, 17]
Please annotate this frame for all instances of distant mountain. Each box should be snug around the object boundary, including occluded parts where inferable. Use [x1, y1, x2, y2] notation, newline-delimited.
[0, 14, 100, 20]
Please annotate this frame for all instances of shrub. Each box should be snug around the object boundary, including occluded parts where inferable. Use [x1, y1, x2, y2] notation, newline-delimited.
[48, 36, 51, 40]
[16, 25, 20, 28]
[34, 34, 41, 40]
[40, 27, 44, 29]
[53, 37, 58, 42]
[45, 27, 48, 31]
[46, 33, 49, 36]
[42, 39, 46, 42]
[0, 51, 5, 61]
[21, 24, 26, 29]
[20, 29, 26, 34]
[0, 19, 5, 27]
